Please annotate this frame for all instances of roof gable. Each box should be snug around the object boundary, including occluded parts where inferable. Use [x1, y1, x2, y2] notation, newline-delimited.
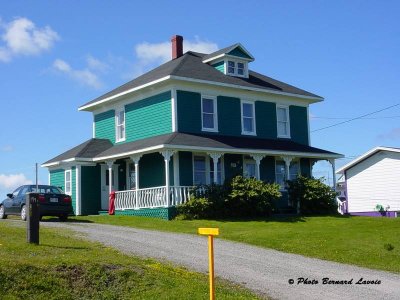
[202, 43, 255, 63]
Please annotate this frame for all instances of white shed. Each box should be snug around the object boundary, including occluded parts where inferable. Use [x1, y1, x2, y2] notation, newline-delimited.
[336, 147, 400, 218]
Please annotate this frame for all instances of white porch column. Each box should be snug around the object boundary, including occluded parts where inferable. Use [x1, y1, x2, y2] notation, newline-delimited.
[329, 159, 337, 190]
[130, 155, 141, 209]
[250, 154, 265, 180]
[281, 156, 294, 183]
[106, 160, 114, 194]
[208, 152, 223, 184]
[160, 150, 175, 206]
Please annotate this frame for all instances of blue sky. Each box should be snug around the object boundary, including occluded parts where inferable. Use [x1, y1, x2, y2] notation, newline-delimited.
[0, 0, 399, 195]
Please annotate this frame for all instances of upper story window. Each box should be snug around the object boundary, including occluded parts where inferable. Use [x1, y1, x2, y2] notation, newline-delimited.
[115, 108, 126, 142]
[277, 105, 290, 138]
[241, 101, 256, 135]
[65, 169, 72, 195]
[201, 96, 218, 132]
[227, 60, 248, 77]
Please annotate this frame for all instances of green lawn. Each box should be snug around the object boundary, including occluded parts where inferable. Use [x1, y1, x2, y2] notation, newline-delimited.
[71, 214, 400, 273]
[0, 220, 260, 300]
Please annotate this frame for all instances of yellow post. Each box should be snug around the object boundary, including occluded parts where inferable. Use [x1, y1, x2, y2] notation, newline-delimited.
[198, 228, 219, 300]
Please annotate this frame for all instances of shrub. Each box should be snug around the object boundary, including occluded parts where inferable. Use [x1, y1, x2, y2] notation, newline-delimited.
[287, 176, 337, 215]
[177, 176, 281, 219]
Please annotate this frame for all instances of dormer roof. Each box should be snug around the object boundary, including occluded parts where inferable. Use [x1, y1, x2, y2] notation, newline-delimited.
[202, 43, 255, 63]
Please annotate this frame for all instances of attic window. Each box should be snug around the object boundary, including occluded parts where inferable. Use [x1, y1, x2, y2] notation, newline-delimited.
[226, 60, 247, 77]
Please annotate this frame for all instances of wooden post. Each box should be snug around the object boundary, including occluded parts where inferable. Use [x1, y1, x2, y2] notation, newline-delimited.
[198, 228, 219, 300]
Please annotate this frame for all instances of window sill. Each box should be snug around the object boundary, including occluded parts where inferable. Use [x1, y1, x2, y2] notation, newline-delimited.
[202, 128, 218, 133]
[115, 138, 126, 143]
[241, 131, 256, 136]
[277, 135, 291, 139]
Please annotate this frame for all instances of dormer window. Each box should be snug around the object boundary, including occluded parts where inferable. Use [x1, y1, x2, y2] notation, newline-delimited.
[227, 60, 247, 77]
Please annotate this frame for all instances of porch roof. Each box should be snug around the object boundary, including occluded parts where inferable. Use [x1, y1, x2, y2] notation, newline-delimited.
[43, 132, 342, 167]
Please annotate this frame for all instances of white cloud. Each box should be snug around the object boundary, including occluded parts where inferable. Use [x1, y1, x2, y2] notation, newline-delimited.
[87, 55, 109, 72]
[0, 173, 32, 190]
[53, 58, 103, 89]
[377, 127, 400, 140]
[134, 36, 218, 75]
[0, 17, 59, 62]
[1, 145, 13, 152]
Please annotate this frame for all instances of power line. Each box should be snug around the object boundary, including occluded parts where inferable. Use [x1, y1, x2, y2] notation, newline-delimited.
[311, 103, 400, 133]
[312, 115, 400, 120]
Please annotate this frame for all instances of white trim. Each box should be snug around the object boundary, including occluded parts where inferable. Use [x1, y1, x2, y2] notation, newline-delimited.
[201, 95, 218, 132]
[115, 107, 126, 143]
[170, 75, 323, 102]
[336, 146, 400, 174]
[76, 165, 81, 215]
[78, 75, 171, 111]
[171, 88, 178, 132]
[92, 114, 96, 138]
[240, 100, 256, 136]
[276, 105, 291, 138]
[64, 169, 72, 195]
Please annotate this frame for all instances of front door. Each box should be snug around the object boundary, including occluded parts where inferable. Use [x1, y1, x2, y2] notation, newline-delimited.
[100, 165, 118, 210]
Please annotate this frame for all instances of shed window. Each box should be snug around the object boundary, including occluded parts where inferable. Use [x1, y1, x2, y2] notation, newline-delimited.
[65, 170, 72, 195]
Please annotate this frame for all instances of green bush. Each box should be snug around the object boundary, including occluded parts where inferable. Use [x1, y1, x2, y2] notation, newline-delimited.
[287, 176, 337, 215]
[177, 176, 281, 219]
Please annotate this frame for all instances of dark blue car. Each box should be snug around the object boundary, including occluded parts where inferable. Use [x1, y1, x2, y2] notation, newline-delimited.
[0, 185, 72, 221]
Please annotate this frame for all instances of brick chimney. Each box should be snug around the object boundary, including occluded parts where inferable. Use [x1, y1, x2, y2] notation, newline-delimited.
[171, 35, 183, 59]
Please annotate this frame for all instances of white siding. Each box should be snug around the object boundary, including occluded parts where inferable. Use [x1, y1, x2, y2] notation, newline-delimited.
[346, 151, 400, 212]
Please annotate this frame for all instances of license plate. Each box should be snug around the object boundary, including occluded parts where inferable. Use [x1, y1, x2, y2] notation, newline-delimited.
[50, 198, 58, 203]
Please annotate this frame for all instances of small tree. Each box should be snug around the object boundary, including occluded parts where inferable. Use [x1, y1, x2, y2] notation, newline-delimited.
[287, 176, 337, 215]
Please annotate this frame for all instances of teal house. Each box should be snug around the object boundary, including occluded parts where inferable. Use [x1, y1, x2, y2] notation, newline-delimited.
[42, 35, 341, 219]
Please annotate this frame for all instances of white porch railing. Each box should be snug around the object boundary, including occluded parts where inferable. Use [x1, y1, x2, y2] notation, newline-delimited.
[114, 186, 194, 210]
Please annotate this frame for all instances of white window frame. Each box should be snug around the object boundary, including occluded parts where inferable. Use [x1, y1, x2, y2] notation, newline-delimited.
[192, 154, 224, 185]
[65, 169, 72, 195]
[225, 59, 248, 78]
[115, 108, 126, 143]
[241, 100, 256, 136]
[201, 95, 218, 132]
[277, 105, 291, 138]
[275, 160, 287, 191]
[243, 157, 256, 178]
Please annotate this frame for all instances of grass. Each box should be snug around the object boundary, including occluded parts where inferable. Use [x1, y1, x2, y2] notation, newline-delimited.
[0, 220, 261, 300]
[70, 214, 400, 273]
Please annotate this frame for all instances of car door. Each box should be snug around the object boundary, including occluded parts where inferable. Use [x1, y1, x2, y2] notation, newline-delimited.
[11, 186, 29, 213]
[6, 187, 21, 214]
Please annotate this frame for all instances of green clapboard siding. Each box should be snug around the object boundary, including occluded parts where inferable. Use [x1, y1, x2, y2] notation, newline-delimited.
[227, 47, 252, 59]
[212, 61, 224, 73]
[81, 165, 101, 215]
[50, 169, 65, 191]
[260, 156, 275, 183]
[218, 96, 241, 136]
[139, 153, 165, 188]
[177, 90, 202, 133]
[125, 91, 172, 142]
[224, 154, 243, 183]
[179, 151, 193, 186]
[71, 167, 76, 214]
[300, 158, 311, 177]
[94, 110, 115, 144]
[290, 106, 309, 145]
[256, 101, 277, 139]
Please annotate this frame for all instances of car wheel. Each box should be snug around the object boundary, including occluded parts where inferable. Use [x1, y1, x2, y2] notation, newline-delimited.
[21, 205, 27, 221]
[0, 205, 7, 219]
[59, 214, 68, 222]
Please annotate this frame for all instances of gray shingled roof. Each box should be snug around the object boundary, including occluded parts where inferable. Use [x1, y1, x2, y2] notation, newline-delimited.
[43, 133, 341, 165]
[79, 51, 322, 110]
[42, 138, 113, 165]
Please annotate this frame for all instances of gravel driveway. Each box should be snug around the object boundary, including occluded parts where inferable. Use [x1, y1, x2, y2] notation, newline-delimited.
[42, 221, 400, 300]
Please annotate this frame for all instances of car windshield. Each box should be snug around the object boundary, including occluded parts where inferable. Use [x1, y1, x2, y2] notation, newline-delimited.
[31, 186, 63, 194]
